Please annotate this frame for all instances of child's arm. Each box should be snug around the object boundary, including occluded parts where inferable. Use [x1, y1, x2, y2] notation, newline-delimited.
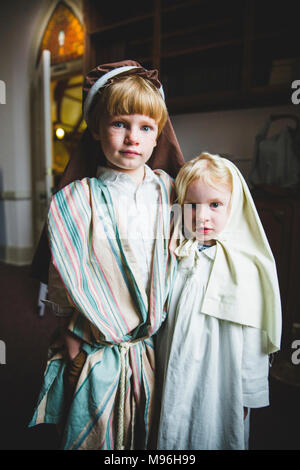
[242, 326, 270, 410]
[46, 262, 83, 360]
[64, 327, 82, 361]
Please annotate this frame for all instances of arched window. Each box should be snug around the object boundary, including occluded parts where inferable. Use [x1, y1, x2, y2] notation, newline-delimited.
[32, 3, 86, 246]
[39, 2, 84, 65]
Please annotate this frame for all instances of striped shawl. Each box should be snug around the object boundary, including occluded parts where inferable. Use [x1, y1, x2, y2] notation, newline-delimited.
[29, 170, 176, 450]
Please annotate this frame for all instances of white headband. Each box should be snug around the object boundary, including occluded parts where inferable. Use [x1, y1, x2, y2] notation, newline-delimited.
[83, 65, 165, 123]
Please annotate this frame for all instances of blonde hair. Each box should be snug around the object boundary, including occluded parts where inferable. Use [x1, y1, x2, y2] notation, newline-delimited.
[175, 153, 233, 205]
[89, 74, 168, 136]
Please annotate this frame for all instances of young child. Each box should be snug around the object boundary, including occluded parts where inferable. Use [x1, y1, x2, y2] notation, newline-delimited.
[156, 153, 282, 450]
[29, 60, 184, 450]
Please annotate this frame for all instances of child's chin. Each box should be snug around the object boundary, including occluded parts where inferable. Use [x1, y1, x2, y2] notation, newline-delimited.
[194, 231, 206, 239]
[195, 235, 214, 245]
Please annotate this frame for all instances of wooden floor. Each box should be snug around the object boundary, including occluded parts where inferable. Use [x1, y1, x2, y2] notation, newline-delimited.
[0, 262, 299, 450]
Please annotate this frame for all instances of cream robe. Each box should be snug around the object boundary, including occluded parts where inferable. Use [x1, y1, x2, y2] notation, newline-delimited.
[157, 153, 282, 450]
[157, 244, 270, 450]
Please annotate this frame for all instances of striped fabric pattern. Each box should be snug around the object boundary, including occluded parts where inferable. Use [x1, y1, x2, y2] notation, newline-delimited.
[29, 170, 176, 450]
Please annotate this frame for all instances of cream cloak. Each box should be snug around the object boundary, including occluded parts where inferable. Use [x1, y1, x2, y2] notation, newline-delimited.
[172, 155, 282, 353]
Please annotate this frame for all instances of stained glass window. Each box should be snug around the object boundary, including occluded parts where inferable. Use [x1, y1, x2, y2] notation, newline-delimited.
[51, 74, 86, 179]
[40, 2, 84, 65]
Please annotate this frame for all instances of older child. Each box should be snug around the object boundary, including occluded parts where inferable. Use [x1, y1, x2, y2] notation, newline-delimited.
[156, 153, 282, 450]
[29, 61, 184, 450]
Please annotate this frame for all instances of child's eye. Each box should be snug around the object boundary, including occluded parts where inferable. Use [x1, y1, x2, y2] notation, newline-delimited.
[141, 125, 151, 132]
[210, 202, 221, 208]
[112, 121, 125, 128]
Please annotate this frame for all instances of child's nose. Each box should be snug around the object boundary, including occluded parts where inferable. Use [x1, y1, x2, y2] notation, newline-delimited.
[196, 205, 210, 223]
[125, 127, 139, 145]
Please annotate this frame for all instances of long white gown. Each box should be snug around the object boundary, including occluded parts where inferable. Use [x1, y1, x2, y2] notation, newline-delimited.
[156, 244, 270, 450]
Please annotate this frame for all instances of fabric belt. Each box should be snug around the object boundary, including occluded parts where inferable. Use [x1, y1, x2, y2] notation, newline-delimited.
[99, 337, 146, 450]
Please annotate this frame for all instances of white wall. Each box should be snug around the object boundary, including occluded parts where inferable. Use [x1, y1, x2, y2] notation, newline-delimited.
[0, 0, 44, 262]
[171, 104, 300, 183]
[0, 0, 82, 264]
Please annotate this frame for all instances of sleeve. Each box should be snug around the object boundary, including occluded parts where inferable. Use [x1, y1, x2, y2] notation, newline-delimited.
[242, 326, 270, 408]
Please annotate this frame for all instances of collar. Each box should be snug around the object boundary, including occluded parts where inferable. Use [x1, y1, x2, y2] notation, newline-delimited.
[174, 238, 216, 261]
[96, 164, 158, 185]
[197, 243, 212, 252]
[198, 243, 216, 260]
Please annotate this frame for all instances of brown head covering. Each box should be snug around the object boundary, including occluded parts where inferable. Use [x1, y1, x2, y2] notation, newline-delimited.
[31, 60, 184, 283]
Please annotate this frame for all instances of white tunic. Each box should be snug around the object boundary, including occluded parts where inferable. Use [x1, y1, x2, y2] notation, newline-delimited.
[46, 165, 162, 318]
[97, 164, 161, 295]
[156, 244, 270, 450]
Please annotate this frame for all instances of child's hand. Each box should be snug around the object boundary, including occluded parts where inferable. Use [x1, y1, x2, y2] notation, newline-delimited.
[243, 407, 248, 420]
[64, 331, 82, 361]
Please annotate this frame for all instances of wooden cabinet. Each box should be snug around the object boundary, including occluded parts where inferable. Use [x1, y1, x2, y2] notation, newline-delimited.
[83, 0, 299, 114]
[253, 190, 300, 351]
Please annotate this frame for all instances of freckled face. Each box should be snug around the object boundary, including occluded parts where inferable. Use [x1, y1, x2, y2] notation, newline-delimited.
[98, 114, 158, 174]
[183, 179, 232, 245]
